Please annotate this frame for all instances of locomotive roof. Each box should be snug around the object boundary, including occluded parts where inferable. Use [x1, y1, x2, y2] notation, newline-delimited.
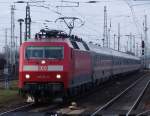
[25, 29, 140, 60]
[25, 38, 140, 60]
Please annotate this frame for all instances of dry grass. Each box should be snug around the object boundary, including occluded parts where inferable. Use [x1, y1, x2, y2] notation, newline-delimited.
[0, 80, 18, 90]
[0, 89, 19, 104]
[0, 80, 24, 106]
[10, 80, 18, 90]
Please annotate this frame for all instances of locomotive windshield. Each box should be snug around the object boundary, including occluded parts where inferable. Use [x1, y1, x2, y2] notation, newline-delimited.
[25, 46, 64, 59]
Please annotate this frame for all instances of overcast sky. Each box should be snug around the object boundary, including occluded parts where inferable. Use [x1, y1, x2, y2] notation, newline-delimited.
[0, 0, 150, 52]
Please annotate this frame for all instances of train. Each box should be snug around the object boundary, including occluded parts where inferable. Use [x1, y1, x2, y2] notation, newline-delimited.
[18, 29, 141, 101]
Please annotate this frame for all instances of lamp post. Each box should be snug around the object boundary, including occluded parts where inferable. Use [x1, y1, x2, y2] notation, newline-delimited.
[18, 19, 24, 45]
[15, 1, 46, 41]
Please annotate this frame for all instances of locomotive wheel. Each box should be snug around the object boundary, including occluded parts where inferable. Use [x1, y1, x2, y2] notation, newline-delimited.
[34, 97, 40, 103]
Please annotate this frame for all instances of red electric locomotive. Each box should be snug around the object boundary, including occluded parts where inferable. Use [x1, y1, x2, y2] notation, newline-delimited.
[19, 29, 141, 102]
[19, 30, 92, 101]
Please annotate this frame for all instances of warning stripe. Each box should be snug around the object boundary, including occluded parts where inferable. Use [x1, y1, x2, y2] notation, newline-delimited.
[23, 65, 63, 71]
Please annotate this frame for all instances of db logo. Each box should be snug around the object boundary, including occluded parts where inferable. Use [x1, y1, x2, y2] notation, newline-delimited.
[38, 66, 48, 71]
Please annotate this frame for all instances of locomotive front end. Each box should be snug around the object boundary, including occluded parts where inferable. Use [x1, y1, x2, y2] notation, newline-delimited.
[19, 42, 70, 99]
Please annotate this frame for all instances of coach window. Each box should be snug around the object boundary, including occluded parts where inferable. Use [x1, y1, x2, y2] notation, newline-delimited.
[116, 58, 118, 65]
[100, 55, 102, 64]
[113, 57, 115, 65]
[94, 56, 97, 66]
[116, 57, 118, 65]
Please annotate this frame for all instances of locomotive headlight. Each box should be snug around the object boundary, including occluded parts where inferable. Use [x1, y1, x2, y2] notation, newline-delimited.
[41, 60, 46, 64]
[56, 74, 61, 79]
[25, 74, 30, 79]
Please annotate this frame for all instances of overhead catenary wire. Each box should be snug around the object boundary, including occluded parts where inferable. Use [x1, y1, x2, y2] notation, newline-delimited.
[123, 0, 142, 35]
[132, 3, 150, 6]
[14, 4, 63, 16]
[70, 7, 101, 35]
[0, 0, 147, 48]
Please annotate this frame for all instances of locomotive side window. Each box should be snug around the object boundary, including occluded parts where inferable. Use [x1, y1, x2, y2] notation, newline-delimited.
[25, 46, 64, 59]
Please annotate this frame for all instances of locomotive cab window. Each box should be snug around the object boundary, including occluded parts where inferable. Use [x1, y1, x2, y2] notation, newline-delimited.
[25, 46, 64, 59]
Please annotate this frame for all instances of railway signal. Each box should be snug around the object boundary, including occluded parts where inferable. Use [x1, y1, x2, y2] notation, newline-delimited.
[142, 40, 144, 55]
[142, 40, 145, 48]
[142, 49, 144, 55]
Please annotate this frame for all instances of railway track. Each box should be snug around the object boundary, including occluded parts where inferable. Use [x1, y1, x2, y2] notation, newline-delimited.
[0, 102, 61, 116]
[91, 73, 150, 116]
[49, 72, 146, 115]
[0, 103, 34, 116]
[0, 99, 66, 116]
[0, 75, 18, 82]
[0, 78, 17, 82]
[0, 72, 149, 116]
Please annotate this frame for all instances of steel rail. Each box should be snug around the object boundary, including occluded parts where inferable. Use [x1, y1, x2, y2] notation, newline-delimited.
[0, 103, 34, 116]
[0, 78, 17, 82]
[136, 109, 150, 116]
[91, 74, 147, 116]
[126, 79, 150, 116]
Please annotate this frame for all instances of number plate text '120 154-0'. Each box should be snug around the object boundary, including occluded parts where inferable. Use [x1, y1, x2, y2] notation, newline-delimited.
[37, 75, 50, 78]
